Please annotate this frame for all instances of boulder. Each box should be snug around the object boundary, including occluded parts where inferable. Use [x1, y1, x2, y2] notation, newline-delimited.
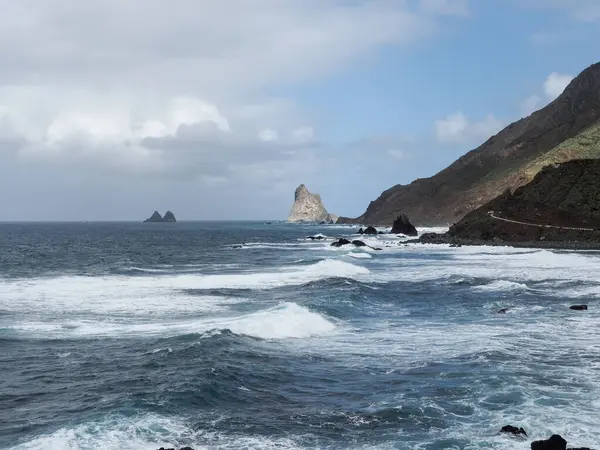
[531, 434, 567, 450]
[500, 425, 528, 437]
[331, 238, 352, 247]
[363, 226, 378, 235]
[498, 308, 510, 314]
[390, 213, 418, 236]
[352, 240, 367, 247]
[357, 227, 364, 234]
[570, 305, 588, 310]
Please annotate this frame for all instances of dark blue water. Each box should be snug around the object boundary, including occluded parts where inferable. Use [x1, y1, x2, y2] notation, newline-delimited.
[1, 222, 598, 449]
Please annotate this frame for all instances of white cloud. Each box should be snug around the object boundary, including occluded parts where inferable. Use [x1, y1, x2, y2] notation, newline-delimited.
[543, 72, 574, 100]
[0, 1, 470, 219]
[435, 112, 502, 144]
[520, 71, 574, 116]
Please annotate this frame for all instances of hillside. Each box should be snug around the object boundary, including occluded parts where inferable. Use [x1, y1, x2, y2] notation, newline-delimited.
[339, 62, 600, 226]
[446, 159, 600, 243]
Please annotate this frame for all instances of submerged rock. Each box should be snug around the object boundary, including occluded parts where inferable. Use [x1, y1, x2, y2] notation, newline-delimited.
[288, 184, 335, 223]
[570, 304, 588, 310]
[498, 308, 510, 314]
[531, 434, 567, 450]
[352, 240, 367, 247]
[500, 425, 527, 437]
[390, 213, 418, 236]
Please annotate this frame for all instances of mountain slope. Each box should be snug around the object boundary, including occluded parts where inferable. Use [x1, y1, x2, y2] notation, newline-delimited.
[447, 159, 600, 243]
[339, 62, 600, 226]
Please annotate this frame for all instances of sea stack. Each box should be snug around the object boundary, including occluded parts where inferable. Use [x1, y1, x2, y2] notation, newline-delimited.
[144, 211, 177, 223]
[288, 184, 335, 223]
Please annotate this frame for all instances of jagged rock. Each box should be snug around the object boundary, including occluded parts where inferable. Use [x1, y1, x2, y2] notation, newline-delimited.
[570, 305, 588, 310]
[500, 425, 527, 437]
[288, 184, 334, 223]
[363, 226, 378, 235]
[352, 240, 367, 247]
[531, 434, 567, 450]
[331, 238, 352, 247]
[163, 211, 177, 222]
[390, 213, 418, 236]
[144, 210, 177, 223]
[357, 227, 364, 234]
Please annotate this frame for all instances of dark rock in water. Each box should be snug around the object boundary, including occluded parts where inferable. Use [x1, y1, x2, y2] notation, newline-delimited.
[144, 210, 177, 223]
[390, 213, 418, 236]
[449, 243, 462, 248]
[570, 304, 588, 310]
[308, 235, 325, 240]
[498, 308, 510, 314]
[358, 227, 364, 234]
[232, 245, 243, 249]
[363, 226, 378, 235]
[157, 447, 195, 450]
[531, 434, 567, 450]
[144, 211, 164, 222]
[352, 240, 367, 247]
[331, 238, 352, 247]
[500, 425, 527, 437]
[372, 247, 383, 251]
[163, 210, 177, 222]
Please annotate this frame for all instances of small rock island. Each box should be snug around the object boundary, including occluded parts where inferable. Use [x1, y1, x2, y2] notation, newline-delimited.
[288, 184, 336, 223]
[144, 210, 177, 223]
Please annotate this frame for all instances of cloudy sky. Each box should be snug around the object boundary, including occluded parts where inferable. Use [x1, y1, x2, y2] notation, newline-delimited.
[0, 0, 599, 221]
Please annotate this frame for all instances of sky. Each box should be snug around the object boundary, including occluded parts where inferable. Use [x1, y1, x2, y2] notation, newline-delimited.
[1, 0, 600, 221]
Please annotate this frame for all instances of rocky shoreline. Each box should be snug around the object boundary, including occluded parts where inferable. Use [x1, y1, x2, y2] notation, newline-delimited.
[410, 232, 600, 251]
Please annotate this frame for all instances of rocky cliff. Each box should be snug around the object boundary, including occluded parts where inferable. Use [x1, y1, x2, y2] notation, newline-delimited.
[446, 159, 600, 243]
[288, 184, 335, 223]
[339, 62, 600, 226]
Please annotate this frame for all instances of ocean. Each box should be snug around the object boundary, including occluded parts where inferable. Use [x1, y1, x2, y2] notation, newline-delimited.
[0, 221, 598, 449]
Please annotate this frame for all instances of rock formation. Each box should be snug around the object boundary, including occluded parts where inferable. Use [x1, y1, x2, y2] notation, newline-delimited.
[144, 210, 177, 223]
[339, 62, 600, 226]
[390, 214, 418, 236]
[288, 184, 335, 223]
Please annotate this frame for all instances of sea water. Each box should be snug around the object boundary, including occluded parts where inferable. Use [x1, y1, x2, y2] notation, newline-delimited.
[0, 222, 598, 449]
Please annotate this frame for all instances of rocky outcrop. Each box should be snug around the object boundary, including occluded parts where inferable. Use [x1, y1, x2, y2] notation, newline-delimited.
[500, 425, 527, 437]
[288, 184, 335, 223]
[163, 211, 177, 222]
[531, 435, 567, 450]
[570, 305, 588, 310]
[390, 214, 418, 236]
[144, 211, 177, 223]
[339, 62, 600, 226]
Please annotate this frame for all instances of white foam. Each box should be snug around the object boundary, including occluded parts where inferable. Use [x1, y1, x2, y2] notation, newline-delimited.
[472, 280, 530, 292]
[8, 414, 304, 450]
[6, 302, 337, 340]
[348, 252, 373, 259]
[0, 260, 368, 318]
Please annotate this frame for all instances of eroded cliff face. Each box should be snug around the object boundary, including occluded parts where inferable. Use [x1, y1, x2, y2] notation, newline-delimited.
[288, 184, 335, 223]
